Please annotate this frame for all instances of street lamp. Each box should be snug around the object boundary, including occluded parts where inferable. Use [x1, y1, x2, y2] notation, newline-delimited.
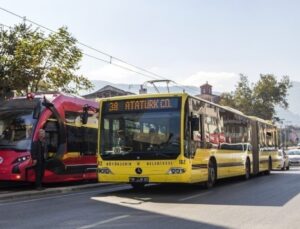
[276, 118, 291, 151]
[283, 120, 291, 150]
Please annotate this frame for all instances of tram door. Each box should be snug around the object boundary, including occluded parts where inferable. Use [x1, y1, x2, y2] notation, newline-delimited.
[43, 115, 66, 174]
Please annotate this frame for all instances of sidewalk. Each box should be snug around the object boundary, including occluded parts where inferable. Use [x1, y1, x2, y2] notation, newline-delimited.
[0, 182, 113, 202]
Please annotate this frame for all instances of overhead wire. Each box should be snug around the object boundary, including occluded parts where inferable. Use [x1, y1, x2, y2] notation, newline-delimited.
[0, 6, 201, 94]
[83, 53, 161, 81]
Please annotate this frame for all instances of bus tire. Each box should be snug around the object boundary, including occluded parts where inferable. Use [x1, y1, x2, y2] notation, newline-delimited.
[245, 158, 251, 180]
[131, 183, 145, 190]
[265, 157, 272, 175]
[286, 165, 290, 170]
[205, 159, 217, 189]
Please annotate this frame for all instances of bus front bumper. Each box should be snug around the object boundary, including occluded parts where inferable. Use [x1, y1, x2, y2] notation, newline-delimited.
[98, 173, 203, 184]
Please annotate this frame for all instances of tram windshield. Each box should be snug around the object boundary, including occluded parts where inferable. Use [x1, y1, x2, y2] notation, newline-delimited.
[0, 99, 39, 151]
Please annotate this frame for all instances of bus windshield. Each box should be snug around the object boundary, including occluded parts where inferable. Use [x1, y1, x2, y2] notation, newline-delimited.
[0, 109, 37, 151]
[101, 110, 181, 160]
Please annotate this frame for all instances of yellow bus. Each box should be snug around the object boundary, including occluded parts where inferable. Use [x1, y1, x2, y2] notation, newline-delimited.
[95, 93, 280, 188]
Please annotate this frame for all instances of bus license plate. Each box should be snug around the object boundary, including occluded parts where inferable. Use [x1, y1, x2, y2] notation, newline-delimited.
[129, 177, 149, 183]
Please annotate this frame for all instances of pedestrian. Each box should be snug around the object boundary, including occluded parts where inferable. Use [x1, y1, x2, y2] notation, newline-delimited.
[31, 129, 47, 190]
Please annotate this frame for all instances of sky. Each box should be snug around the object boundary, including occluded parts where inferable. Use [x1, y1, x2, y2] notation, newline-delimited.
[1, 0, 300, 93]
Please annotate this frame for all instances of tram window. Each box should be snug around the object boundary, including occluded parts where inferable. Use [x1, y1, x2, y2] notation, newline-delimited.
[66, 125, 81, 152]
[82, 127, 97, 155]
[65, 111, 78, 123]
[65, 111, 97, 156]
[66, 125, 97, 155]
[44, 119, 59, 154]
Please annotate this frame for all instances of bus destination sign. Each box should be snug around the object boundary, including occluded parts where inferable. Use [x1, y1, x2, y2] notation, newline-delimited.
[104, 98, 180, 113]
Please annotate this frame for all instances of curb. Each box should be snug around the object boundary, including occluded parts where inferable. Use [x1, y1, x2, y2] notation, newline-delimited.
[0, 183, 114, 202]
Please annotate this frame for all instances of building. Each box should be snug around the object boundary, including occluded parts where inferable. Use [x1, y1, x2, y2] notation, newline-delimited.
[83, 85, 134, 99]
[196, 82, 220, 104]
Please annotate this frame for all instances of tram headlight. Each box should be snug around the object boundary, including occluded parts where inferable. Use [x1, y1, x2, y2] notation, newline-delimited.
[98, 167, 113, 174]
[167, 167, 185, 174]
[13, 156, 30, 164]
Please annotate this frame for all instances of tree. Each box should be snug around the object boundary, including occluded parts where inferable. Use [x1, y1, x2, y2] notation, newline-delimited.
[0, 23, 93, 97]
[219, 74, 292, 120]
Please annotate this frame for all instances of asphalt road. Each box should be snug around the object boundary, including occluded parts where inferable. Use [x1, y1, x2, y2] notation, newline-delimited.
[0, 180, 98, 195]
[1, 168, 300, 229]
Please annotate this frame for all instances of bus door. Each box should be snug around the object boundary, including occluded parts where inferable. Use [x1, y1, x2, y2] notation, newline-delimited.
[189, 113, 206, 182]
[187, 98, 207, 182]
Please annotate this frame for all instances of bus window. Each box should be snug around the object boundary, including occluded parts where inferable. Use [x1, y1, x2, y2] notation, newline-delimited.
[191, 115, 204, 147]
[186, 98, 206, 154]
[191, 116, 200, 141]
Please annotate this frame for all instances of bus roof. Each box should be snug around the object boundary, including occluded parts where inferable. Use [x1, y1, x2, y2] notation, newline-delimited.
[99, 92, 276, 126]
[248, 116, 275, 126]
[99, 92, 188, 102]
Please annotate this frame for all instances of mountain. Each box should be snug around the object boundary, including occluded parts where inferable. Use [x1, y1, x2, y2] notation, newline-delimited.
[81, 80, 300, 126]
[81, 80, 201, 95]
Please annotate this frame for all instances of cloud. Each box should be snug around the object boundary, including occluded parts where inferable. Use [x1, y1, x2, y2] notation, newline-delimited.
[83, 63, 151, 84]
[82, 63, 239, 93]
[82, 62, 173, 85]
[181, 71, 239, 92]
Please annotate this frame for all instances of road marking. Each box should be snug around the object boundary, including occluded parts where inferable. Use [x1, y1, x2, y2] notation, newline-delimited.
[77, 215, 130, 229]
[179, 191, 212, 201]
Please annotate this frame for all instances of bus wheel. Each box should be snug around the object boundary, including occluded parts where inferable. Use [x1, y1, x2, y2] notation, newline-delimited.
[265, 158, 272, 175]
[206, 160, 216, 189]
[245, 158, 251, 180]
[286, 165, 290, 170]
[131, 183, 145, 190]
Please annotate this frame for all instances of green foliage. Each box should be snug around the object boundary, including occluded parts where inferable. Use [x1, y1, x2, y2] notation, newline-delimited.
[219, 74, 292, 120]
[0, 23, 93, 96]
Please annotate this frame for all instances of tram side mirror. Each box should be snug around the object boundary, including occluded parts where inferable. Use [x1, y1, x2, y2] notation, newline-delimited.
[81, 112, 88, 125]
[81, 105, 89, 125]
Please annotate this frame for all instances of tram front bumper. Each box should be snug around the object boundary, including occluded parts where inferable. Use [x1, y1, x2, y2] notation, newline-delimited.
[0, 171, 23, 181]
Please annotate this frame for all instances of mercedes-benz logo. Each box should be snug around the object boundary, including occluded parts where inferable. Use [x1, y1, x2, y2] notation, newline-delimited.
[135, 167, 143, 174]
[0, 156, 3, 164]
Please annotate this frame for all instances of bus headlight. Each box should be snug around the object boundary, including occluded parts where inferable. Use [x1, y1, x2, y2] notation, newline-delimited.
[98, 168, 113, 174]
[167, 167, 186, 174]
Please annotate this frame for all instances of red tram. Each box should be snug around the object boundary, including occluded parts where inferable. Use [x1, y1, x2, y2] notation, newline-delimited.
[0, 92, 98, 183]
